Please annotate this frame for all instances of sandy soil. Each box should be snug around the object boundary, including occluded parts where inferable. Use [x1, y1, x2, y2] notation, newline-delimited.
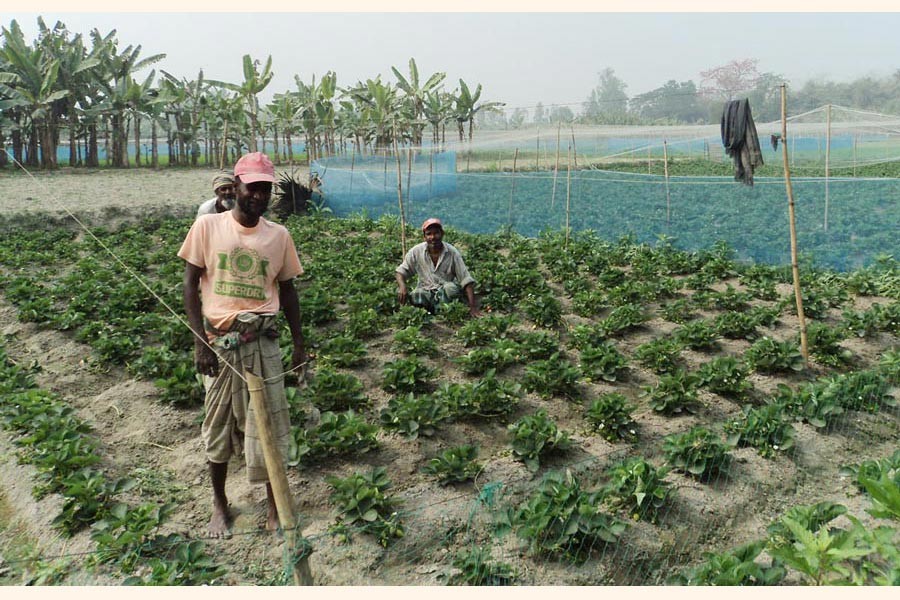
[0, 167, 897, 586]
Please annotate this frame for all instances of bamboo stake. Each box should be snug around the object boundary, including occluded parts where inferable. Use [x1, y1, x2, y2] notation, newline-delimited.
[663, 140, 671, 229]
[565, 143, 572, 250]
[508, 148, 518, 229]
[392, 129, 407, 255]
[853, 133, 858, 177]
[780, 84, 810, 366]
[570, 127, 578, 169]
[551, 120, 561, 209]
[406, 147, 413, 219]
[429, 147, 434, 197]
[219, 120, 228, 171]
[536, 130, 540, 170]
[245, 371, 313, 586]
[348, 149, 356, 199]
[824, 104, 831, 232]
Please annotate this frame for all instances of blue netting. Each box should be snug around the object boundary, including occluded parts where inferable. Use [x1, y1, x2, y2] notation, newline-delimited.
[312, 155, 899, 271]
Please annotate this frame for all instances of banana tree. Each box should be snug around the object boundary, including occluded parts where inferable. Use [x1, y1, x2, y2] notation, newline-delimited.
[423, 89, 455, 149]
[454, 79, 505, 143]
[391, 57, 445, 147]
[208, 54, 274, 152]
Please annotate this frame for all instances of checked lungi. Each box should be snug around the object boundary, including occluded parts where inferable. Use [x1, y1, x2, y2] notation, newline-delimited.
[201, 312, 291, 484]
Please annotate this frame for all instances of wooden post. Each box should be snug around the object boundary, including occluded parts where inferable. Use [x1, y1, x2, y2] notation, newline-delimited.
[853, 133, 858, 177]
[392, 129, 407, 255]
[348, 149, 356, 199]
[663, 140, 671, 229]
[245, 371, 314, 586]
[551, 120, 561, 209]
[219, 120, 229, 171]
[648, 136, 653, 174]
[824, 104, 831, 232]
[780, 84, 810, 366]
[565, 143, 572, 250]
[406, 147, 413, 218]
[508, 148, 518, 229]
[536, 130, 540, 170]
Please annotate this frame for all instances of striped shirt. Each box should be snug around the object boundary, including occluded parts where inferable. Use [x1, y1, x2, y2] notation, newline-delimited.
[395, 241, 476, 292]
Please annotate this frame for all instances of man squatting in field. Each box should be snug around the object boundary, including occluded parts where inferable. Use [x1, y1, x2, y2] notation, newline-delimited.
[196, 171, 236, 218]
[395, 217, 481, 318]
[179, 151, 307, 538]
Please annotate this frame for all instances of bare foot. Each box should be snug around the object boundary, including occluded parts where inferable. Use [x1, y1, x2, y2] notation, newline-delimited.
[209, 500, 233, 539]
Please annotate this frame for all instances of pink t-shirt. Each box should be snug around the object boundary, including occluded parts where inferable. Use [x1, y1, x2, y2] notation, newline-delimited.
[178, 211, 303, 333]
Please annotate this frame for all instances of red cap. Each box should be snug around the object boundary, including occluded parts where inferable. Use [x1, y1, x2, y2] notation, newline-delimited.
[234, 152, 275, 184]
[422, 217, 443, 232]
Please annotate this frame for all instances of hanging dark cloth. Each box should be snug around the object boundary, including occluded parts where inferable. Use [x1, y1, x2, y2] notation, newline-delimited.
[721, 98, 764, 186]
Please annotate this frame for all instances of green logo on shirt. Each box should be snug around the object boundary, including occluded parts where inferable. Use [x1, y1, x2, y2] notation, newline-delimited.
[216, 248, 269, 280]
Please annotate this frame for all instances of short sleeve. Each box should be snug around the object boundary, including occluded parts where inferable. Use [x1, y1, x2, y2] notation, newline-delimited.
[177, 218, 207, 268]
[277, 229, 304, 281]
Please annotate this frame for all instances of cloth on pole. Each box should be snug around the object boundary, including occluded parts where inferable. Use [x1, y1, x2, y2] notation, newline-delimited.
[721, 98, 764, 186]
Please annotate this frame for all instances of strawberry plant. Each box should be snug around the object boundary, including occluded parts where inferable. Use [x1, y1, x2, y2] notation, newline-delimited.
[774, 382, 844, 429]
[392, 326, 438, 356]
[696, 356, 753, 397]
[300, 366, 368, 412]
[633, 337, 683, 374]
[508, 410, 572, 473]
[767, 514, 872, 585]
[644, 370, 701, 415]
[153, 361, 203, 406]
[880, 349, 900, 384]
[570, 323, 608, 350]
[597, 303, 647, 337]
[298, 284, 336, 324]
[435, 300, 470, 325]
[456, 314, 516, 347]
[435, 369, 521, 419]
[584, 393, 637, 442]
[823, 369, 895, 412]
[578, 342, 628, 383]
[602, 457, 671, 523]
[804, 321, 853, 367]
[841, 305, 883, 338]
[318, 334, 368, 367]
[422, 445, 482, 484]
[447, 546, 517, 586]
[514, 330, 560, 360]
[714, 310, 760, 340]
[503, 470, 626, 557]
[381, 356, 437, 393]
[122, 540, 227, 585]
[327, 467, 404, 547]
[674, 319, 720, 351]
[379, 393, 451, 439]
[571, 289, 608, 318]
[344, 307, 384, 339]
[724, 403, 796, 458]
[749, 305, 782, 327]
[90, 502, 179, 572]
[288, 410, 378, 464]
[523, 353, 581, 399]
[744, 337, 805, 374]
[521, 292, 563, 328]
[860, 472, 900, 521]
[841, 450, 900, 493]
[391, 304, 431, 328]
[663, 426, 732, 480]
[455, 339, 521, 375]
[658, 298, 697, 324]
[670, 539, 785, 585]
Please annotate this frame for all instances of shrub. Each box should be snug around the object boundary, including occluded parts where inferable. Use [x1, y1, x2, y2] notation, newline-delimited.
[381, 356, 437, 393]
[696, 356, 753, 397]
[670, 539, 785, 585]
[644, 370, 701, 415]
[724, 403, 796, 458]
[301, 366, 368, 412]
[379, 393, 451, 439]
[287, 411, 378, 464]
[447, 546, 517, 586]
[422, 445, 482, 485]
[745, 337, 805, 374]
[602, 457, 671, 523]
[318, 334, 368, 367]
[392, 326, 438, 356]
[327, 467, 403, 547]
[578, 342, 629, 383]
[522, 353, 581, 399]
[633, 337, 683, 374]
[715, 311, 760, 340]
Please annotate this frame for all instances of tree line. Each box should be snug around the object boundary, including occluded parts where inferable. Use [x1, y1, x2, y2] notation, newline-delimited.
[0, 17, 505, 170]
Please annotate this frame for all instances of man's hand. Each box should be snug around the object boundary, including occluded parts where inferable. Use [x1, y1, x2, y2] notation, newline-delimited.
[397, 282, 408, 305]
[195, 344, 219, 377]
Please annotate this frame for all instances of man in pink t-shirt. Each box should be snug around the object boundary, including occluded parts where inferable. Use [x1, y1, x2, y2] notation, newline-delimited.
[179, 151, 306, 538]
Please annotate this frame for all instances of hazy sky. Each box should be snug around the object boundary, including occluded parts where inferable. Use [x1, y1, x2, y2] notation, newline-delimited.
[6, 11, 900, 112]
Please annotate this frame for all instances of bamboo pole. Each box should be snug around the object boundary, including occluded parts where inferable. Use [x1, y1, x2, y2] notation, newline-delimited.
[570, 127, 578, 169]
[824, 104, 831, 232]
[406, 147, 413, 218]
[663, 140, 671, 229]
[392, 129, 407, 255]
[565, 143, 572, 250]
[780, 84, 810, 366]
[245, 371, 313, 586]
[648, 136, 653, 174]
[853, 133, 858, 177]
[508, 148, 518, 229]
[551, 120, 561, 209]
[219, 120, 228, 170]
[348, 149, 356, 199]
[536, 130, 540, 170]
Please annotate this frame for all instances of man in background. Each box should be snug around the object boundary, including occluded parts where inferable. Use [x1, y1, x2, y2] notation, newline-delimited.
[196, 171, 236, 218]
